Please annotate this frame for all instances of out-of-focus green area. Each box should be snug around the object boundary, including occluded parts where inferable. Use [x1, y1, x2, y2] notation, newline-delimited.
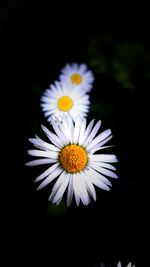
[88, 36, 150, 91]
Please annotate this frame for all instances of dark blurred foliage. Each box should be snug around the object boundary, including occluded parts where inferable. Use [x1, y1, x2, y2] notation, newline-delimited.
[1, 1, 148, 266]
[88, 36, 150, 90]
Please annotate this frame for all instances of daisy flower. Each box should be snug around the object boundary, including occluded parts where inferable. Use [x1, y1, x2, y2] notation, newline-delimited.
[100, 262, 135, 267]
[26, 115, 118, 206]
[41, 81, 90, 123]
[59, 63, 94, 93]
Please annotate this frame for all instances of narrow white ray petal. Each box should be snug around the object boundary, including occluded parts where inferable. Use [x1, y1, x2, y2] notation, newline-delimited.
[29, 137, 59, 152]
[117, 262, 122, 267]
[67, 174, 74, 207]
[52, 173, 70, 203]
[86, 129, 112, 151]
[81, 119, 95, 144]
[41, 125, 63, 148]
[48, 171, 66, 201]
[94, 134, 113, 148]
[51, 120, 67, 145]
[77, 173, 90, 205]
[89, 163, 118, 179]
[73, 174, 81, 206]
[58, 117, 73, 143]
[55, 197, 63, 205]
[84, 120, 101, 147]
[87, 135, 113, 153]
[127, 264, 132, 267]
[35, 135, 60, 151]
[78, 118, 87, 145]
[89, 145, 113, 154]
[42, 110, 57, 117]
[66, 113, 74, 135]
[25, 158, 57, 166]
[88, 168, 110, 191]
[34, 163, 59, 182]
[82, 170, 96, 201]
[86, 167, 112, 187]
[73, 117, 81, 144]
[95, 162, 116, 171]
[28, 150, 58, 158]
[79, 63, 87, 73]
[89, 154, 118, 163]
[36, 167, 63, 190]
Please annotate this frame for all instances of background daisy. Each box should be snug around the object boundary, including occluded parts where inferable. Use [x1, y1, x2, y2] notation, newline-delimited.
[41, 81, 90, 123]
[59, 63, 94, 93]
[100, 262, 135, 267]
[26, 115, 118, 206]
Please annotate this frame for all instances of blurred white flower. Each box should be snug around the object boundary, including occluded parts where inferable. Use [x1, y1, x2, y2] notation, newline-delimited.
[59, 63, 94, 93]
[100, 262, 135, 267]
[41, 81, 90, 123]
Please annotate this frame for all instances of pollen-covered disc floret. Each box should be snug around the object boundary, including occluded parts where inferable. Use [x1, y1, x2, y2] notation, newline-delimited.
[59, 63, 94, 93]
[26, 115, 118, 206]
[41, 81, 90, 123]
[59, 145, 88, 173]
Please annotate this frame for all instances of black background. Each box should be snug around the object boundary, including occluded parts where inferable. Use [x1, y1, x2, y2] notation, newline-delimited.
[2, 2, 147, 266]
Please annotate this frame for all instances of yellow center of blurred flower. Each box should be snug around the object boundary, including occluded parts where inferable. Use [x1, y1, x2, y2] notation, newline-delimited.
[59, 145, 88, 173]
[57, 96, 73, 111]
[71, 73, 82, 85]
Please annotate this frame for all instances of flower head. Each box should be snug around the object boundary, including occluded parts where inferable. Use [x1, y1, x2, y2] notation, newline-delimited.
[26, 115, 118, 206]
[59, 63, 94, 93]
[41, 81, 90, 123]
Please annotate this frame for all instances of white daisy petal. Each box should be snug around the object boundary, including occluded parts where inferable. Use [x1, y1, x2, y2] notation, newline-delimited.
[79, 63, 87, 73]
[25, 158, 57, 166]
[67, 174, 74, 207]
[84, 120, 101, 147]
[86, 129, 112, 151]
[52, 173, 70, 203]
[41, 125, 63, 148]
[34, 163, 60, 182]
[89, 154, 118, 163]
[82, 170, 96, 201]
[29, 136, 59, 151]
[51, 119, 67, 145]
[82, 119, 95, 144]
[73, 174, 81, 206]
[97, 162, 116, 171]
[28, 149, 58, 159]
[88, 135, 113, 153]
[89, 163, 118, 179]
[76, 173, 90, 205]
[48, 171, 67, 201]
[78, 118, 87, 145]
[73, 116, 82, 144]
[87, 167, 111, 190]
[36, 167, 63, 190]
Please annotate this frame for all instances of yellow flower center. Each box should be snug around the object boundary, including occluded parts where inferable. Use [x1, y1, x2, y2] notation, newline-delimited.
[57, 96, 73, 111]
[59, 145, 88, 173]
[71, 73, 82, 85]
